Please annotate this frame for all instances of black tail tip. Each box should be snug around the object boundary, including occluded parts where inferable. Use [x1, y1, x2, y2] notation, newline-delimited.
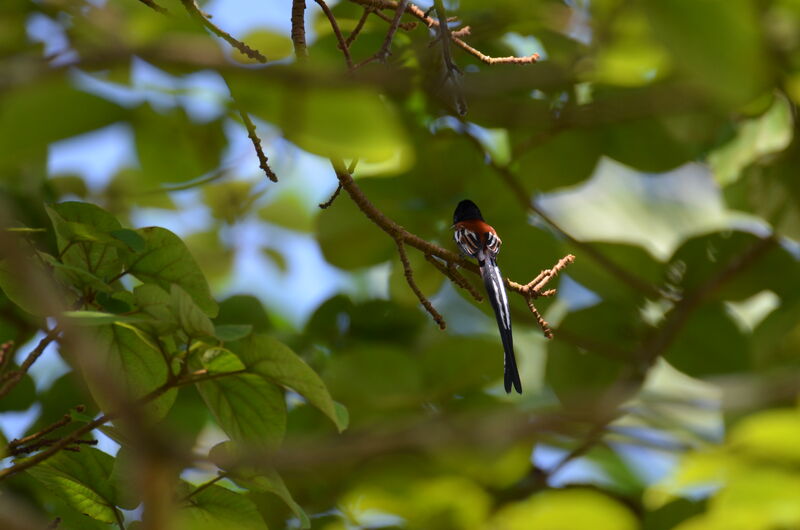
[504, 371, 522, 394]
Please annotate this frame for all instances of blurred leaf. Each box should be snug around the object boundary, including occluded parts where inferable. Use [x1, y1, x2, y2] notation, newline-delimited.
[176, 482, 268, 530]
[490, 488, 638, 530]
[258, 192, 314, 232]
[0, 367, 36, 412]
[515, 129, 602, 192]
[203, 180, 261, 224]
[709, 97, 792, 186]
[123, 226, 218, 317]
[729, 408, 800, 464]
[210, 447, 310, 530]
[48, 176, 88, 199]
[183, 230, 234, 287]
[668, 231, 800, 302]
[323, 344, 422, 421]
[26, 447, 122, 524]
[342, 475, 490, 530]
[214, 324, 253, 342]
[316, 191, 395, 269]
[229, 76, 409, 162]
[547, 301, 642, 411]
[133, 105, 226, 185]
[644, 0, 768, 106]
[215, 295, 272, 333]
[234, 29, 293, 64]
[642, 499, 705, 530]
[238, 334, 347, 432]
[0, 79, 127, 169]
[665, 302, 750, 377]
[80, 323, 177, 420]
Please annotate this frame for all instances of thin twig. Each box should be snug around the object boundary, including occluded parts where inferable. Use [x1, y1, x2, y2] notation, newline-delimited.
[0, 369, 246, 481]
[395, 239, 446, 329]
[0, 340, 13, 371]
[0, 327, 59, 399]
[424, 254, 482, 302]
[330, 160, 571, 336]
[346, 7, 373, 47]
[237, 108, 278, 182]
[180, 0, 267, 63]
[313, 0, 354, 69]
[351, 0, 539, 65]
[7, 407, 82, 453]
[181, 472, 228, 502]
[372, 8, 417, 30]
[376, 0, 409, 62]
[319, 183, 343, 209]
[135, 0, 169, 14]
[291, 0, 308, 60]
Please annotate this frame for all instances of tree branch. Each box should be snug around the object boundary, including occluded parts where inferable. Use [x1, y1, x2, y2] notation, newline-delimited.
[180, 0, 267, 63]
[0, 327, 59, 400]
[236, 107, 278, 182]
[330, 160, 571, 337]
[396, 239, 446, 329]
[135, 0, 169, 15]
[350, 0, 539, 65]
[291, 0, 308, 60]
[376, 0, 409, 62]
[313, 0, 354, 69]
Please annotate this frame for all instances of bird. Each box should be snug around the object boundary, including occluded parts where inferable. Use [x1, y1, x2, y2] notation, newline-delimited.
[452, 199, 522, 394]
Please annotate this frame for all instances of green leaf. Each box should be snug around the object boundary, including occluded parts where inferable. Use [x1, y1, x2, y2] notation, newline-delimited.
[171, 284, 215, 337]
[258, 191, 314, 232]
[229, 76, 409, 162]
[26, 447, 122, 524]
[40, 254, 113, 294]
[110, 229, 146, 252]
[191, 356, 287, 448]
[0, 252, 53, 316]
[133, 283, 179, 335]
[133, 105, 226, 185]
[234, 29, 293, 64]
[176, 482, 269, 530]
[315, 186, 395, 270]
[214, 324, 253, 342]
[644, 0, 768, 106]
[546, 301, 642, 412]
[123, 227, 218, 317]
[490, 488, 638, 530]
[47, 202, 124, 280]
[201, 347, 246, 374]
[80, 323, 176, 420]
[209, 441, 310, 528]
[0, 78, 127, 168]
[239, 334, 348, 432]
[62, 310, 144, 326]
[0, 367, 36, 412]
[665, 302, 750, 377]
[515, 128, 601, 192]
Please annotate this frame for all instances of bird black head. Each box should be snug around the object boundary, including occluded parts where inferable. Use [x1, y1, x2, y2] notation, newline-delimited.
[453, 199, 484, 224]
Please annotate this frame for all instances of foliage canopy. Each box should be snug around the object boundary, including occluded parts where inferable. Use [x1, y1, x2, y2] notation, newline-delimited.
[2, 0, 800, 529]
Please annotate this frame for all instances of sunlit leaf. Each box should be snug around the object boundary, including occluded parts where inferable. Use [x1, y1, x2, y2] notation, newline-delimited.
[26, 447, 122, 524]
